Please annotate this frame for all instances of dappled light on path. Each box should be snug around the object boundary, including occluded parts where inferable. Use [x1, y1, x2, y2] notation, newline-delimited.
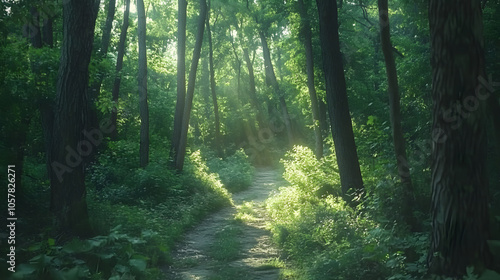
[164, 168, 285, 280]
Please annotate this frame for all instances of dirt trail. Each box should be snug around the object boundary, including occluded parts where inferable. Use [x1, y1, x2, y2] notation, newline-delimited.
[164, 168, 285, 280]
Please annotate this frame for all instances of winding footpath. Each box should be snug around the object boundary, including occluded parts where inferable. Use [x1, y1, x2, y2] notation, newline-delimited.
[164, 168, 286, 280]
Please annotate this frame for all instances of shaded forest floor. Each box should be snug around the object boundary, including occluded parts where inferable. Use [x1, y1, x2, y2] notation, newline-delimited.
[163, 168, 286, 280]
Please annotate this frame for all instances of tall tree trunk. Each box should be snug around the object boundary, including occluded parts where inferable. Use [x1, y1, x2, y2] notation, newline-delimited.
[318, 98, 328, 133]
[87, 0, 116, 164]
[259, 31, 294, 146]
[89, 0, 116, 100]
[315, 0, 364, 200]
[206, 2, 222, 157]
[201, 54, 211, 119]
[110, 0, 130, 140]
[427, 0, 492, 276]
[42, 17, 53, 48]
[377, 0, 418, 231]
[298, 0, 323, 159]
[29, 7, 42, 48]
[243, 47, 265, 129]
[229, 34, 242, 100]
[171, 0, 188, 165]
[137, 0, 149, 167]
[101, 0, 116, 55]
[49, 0, 100, 237]
[175, 0, 207, 171]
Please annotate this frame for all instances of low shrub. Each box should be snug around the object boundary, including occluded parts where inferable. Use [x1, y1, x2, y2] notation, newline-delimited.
[266, 145, 429, 279]
[206, 149, 255, 192]
[12, 145, 233, 280]
[12, 226, 162, 280]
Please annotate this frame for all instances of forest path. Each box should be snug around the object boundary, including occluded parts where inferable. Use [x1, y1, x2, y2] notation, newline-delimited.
[163, 168, 286, 280]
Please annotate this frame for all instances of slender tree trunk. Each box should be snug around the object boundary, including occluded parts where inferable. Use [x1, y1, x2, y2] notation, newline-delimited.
[318, 98, 328, 133]
[175, 0, 207, 171]
[206, 1, 222, 157]
[259, 31, 294, 146]
[229, 28, 242, 100]
[49, 0, 100, 237]
[42, 17, 53, 48]
[377, 0, 418, 231]
[427, 0, 492, 276]
[87, 0, 116, 164]
[298, 0, 323, 159]
[171, 0, 187, 165]
[316, 0, 364, 200]
[29, 7, 42, 48]
[137, 0, 149, 167]
[89, 0, 116, 100]
[201, 55, 211, 118]
[110, 0, 130, 140]
[243, 48, 265, 129]
[101, 0, 116, 55]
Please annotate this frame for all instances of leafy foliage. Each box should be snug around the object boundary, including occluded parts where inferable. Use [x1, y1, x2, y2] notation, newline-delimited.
[266, 146, 430, 279]
[206, 149, 255, 192]
[13, 226, 159, 280]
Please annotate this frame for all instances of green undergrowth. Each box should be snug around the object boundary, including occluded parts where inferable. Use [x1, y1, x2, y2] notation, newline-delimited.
[205, 149, 255, 193]
[8, 141, 256, 280]
[266, 146, 430, 280]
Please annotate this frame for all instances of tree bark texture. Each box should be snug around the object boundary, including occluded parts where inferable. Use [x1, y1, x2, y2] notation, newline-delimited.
[316, 0, 364, 198]
[137, 0, 149, 167]
[49, 0, 100, 236]
[175, 0, 207, 171]
[427, 0, 492, 276]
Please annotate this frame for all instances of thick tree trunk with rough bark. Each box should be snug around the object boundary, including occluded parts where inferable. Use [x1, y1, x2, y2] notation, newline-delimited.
[110, 0, 130, 140]
[49, 0, 100, 237]
[427, 0, 492, 277]
[298, 0, 323, 159]
[315, 0, 364, 199]
[259, 31, 294, 146]
[171, 0, 188, 165]
[377, 0, 418, 231]
[175, 0, 207, 171]
[137, 0, 149, 168]
[206, 1, 222, 157]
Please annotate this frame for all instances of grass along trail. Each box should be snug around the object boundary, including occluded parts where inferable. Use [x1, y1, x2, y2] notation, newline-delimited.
[164, 168, 287, 280]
